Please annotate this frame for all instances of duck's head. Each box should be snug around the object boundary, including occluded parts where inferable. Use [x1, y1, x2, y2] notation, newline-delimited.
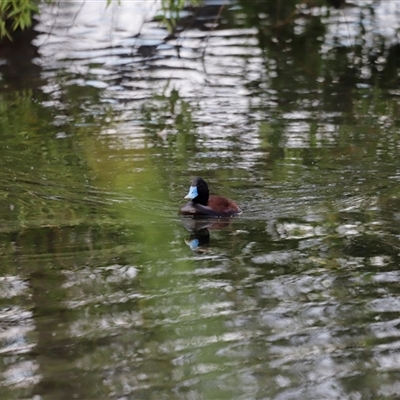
[184, 177, 209, 205]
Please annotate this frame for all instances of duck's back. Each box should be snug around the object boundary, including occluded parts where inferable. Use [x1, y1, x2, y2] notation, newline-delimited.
[207, 195, 241, 217]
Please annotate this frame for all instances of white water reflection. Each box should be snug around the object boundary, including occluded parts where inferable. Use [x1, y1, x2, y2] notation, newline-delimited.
[33, 0, 400, 161]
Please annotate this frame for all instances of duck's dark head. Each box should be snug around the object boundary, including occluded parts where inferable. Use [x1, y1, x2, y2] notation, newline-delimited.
[184, 177, 209, 205]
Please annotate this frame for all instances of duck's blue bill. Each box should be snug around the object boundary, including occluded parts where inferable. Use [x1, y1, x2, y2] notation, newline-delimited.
[184, 185, 198, 199]
[188, 239, 200, 250]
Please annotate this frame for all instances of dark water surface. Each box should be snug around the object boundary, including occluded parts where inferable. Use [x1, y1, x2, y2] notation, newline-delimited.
[1, 1, 400, 398]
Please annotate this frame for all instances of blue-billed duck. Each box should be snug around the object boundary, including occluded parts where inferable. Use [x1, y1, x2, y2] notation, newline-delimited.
[180, 177, 241, 217]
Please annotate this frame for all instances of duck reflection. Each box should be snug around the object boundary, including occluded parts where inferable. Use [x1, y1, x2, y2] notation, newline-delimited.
[181, 217, 233, 251]
[185, 228, 210, 250]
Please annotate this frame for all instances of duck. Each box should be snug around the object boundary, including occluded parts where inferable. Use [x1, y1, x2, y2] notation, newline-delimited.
[179, 177, 241, 217]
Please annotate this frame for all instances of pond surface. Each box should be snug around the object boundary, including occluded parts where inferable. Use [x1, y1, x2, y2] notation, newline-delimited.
[2, 0, 400, 398]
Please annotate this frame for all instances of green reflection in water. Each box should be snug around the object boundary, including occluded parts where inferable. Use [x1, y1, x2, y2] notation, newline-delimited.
[0, 90, 101, 229]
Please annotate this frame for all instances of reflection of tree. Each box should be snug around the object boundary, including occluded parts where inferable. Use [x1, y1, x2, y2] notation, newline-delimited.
[149, 1, 400, 167]
[0, 90, 97, 228]
[140, 84, 197, 158]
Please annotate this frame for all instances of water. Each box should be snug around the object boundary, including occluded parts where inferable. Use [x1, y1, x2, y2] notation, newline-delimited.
[1, 0, 400, 398]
